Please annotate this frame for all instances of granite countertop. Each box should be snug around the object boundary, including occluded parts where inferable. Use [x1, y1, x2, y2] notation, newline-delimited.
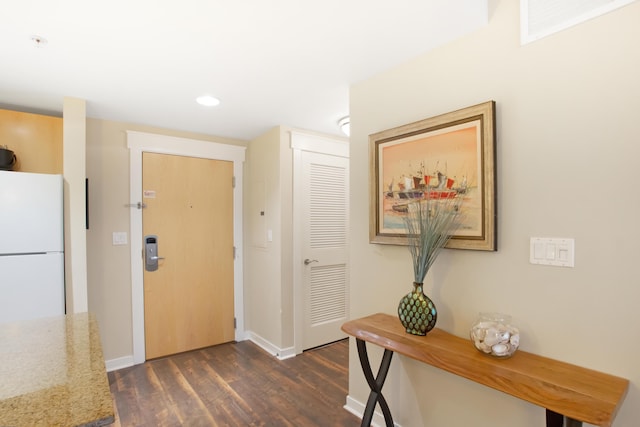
[0, 312, 114, 427]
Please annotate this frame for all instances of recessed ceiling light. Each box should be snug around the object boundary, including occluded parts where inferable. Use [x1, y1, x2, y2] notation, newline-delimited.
[196, 95, 220, 107]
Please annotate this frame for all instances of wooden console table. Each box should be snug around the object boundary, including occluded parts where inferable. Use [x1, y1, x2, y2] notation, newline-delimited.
[342, 313, 628, 427]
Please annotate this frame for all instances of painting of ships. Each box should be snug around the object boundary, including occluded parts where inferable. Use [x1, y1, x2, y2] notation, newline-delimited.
[386, 163, 467, 213]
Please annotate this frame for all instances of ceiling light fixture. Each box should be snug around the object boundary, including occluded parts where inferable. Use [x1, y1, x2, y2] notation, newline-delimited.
[30, 35, 47, 47]
[338, 116, 350, 137]
[196, 95, 220, 107]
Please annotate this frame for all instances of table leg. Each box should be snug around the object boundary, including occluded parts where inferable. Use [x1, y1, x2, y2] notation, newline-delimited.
[356, 338, 394, 427]
[546, 409, 583, 427]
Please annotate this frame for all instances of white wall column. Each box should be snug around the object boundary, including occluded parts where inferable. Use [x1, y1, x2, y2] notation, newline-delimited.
[63, 97, 88, 313]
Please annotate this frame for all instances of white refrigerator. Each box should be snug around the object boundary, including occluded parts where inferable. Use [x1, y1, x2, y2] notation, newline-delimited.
[0, 170, 65, 323]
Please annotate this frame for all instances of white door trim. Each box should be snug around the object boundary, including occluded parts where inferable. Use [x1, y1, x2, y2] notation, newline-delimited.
[127, 131, 246, 364]
[291, 131, 349, 355]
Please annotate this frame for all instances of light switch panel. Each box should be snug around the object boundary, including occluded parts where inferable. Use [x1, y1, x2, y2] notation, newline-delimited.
[530, 237, 574, 267]
[112, 231, 128, 246]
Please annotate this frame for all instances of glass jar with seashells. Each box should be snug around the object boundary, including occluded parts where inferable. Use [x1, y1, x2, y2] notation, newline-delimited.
[470, 312, 520, 358]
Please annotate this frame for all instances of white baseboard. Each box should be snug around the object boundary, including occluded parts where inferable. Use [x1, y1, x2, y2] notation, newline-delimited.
[345, 395, 402, 427]
[246, 330, 296, 360]
[105, 355, 135, 372]
[104, 332, 294, 372]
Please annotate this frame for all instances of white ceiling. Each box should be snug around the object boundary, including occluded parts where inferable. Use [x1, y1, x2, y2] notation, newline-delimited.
[0, 1, 487, 141]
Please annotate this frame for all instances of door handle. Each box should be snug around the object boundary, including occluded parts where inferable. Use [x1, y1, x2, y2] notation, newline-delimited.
[144, 235, 165, 271]
[304, 259, 318, 265]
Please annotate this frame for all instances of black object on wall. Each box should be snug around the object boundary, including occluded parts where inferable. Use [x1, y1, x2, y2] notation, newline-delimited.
[85, 178, 89, 230]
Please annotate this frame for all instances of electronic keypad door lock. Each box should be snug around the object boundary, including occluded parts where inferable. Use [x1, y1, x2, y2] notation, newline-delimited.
[144, 235, 165, 272]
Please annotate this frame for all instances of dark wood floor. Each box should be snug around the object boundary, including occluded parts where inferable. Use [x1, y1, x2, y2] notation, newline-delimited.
[108, 339, 360, 426]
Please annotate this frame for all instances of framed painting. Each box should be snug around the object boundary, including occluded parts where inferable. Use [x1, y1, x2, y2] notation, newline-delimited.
[369, 101, 496, 251]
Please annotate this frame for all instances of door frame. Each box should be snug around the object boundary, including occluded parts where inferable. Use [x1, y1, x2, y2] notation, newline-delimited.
[127, 131, 246, 364]
[291, 131, 349, 355]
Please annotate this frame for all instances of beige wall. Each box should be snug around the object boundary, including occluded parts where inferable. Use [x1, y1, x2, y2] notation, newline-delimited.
[278, 126, 295, 350]
[244, 126, 295, 353]
[244, 127, 285, 348]
[63, 97, 88, 314]
[85, 118, 246, 361]
[348, 1, 640, 426]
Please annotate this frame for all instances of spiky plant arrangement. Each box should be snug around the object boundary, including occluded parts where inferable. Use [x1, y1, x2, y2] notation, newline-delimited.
[397, 195, 462, 335]
[404, 196, 462, 283]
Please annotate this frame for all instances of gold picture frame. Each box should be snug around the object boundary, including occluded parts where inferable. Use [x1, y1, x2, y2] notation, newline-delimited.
[369, 101, 497, 251]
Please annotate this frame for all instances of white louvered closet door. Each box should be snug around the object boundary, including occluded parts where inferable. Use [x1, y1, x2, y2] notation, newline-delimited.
[301, 150, 349, 350]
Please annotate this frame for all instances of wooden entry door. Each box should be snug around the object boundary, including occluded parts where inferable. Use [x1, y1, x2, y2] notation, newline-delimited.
[142, 152, 234, 359]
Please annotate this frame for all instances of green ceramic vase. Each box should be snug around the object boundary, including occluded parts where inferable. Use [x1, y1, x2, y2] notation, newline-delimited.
[397, 282, 437, 335]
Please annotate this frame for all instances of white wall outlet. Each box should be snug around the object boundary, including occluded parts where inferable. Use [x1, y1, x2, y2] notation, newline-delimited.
[112, 231, 128, 246]
[530, 237, 574, 267]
